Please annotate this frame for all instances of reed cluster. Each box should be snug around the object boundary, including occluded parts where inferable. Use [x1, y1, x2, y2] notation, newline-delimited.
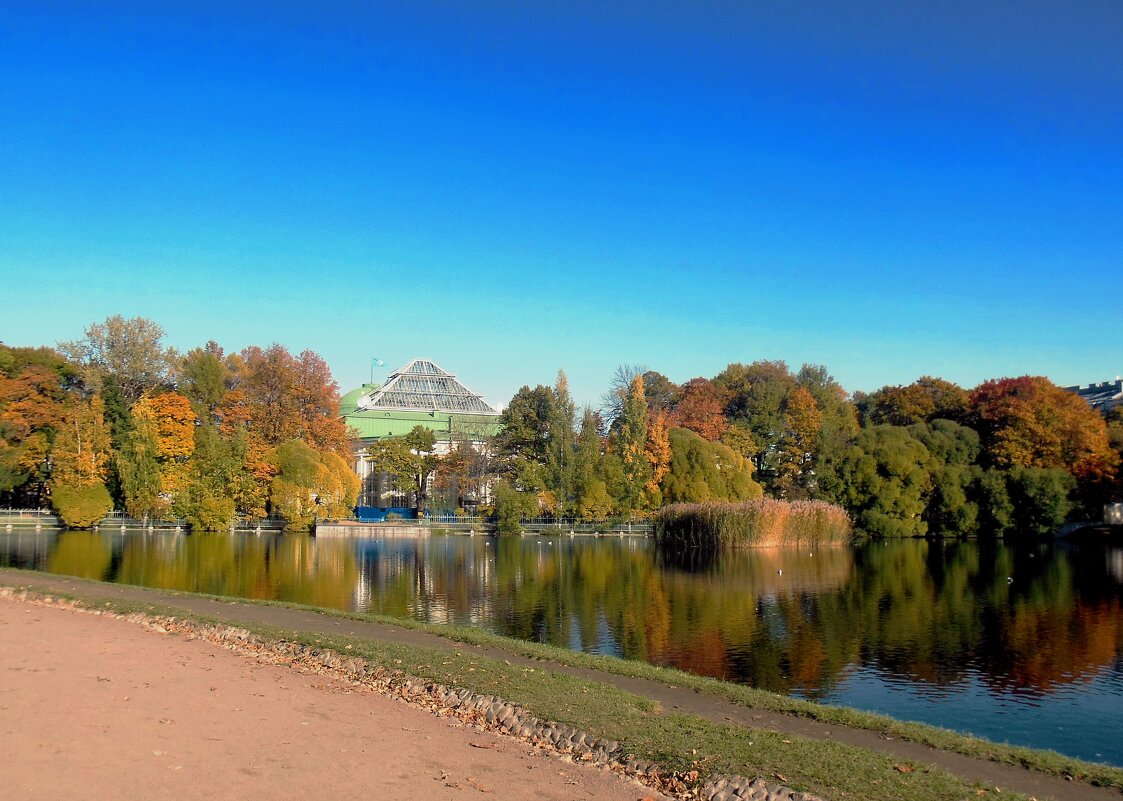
[653, 499, 851, 549]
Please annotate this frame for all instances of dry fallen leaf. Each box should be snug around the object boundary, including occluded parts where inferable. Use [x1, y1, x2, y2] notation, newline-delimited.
[895, 764, 915, 774]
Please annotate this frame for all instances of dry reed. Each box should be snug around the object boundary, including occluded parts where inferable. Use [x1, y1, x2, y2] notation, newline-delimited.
[653, 499, 851, 549]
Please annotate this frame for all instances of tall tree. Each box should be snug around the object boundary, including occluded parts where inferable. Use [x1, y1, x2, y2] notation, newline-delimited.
[179, 342, 230, 413]
[116, 416, 163, 519]
[775, 386, 822, 498]
[601, 364, 645, 430]
[545, 370, 577, 515]
[613, 375, 650, 514]
[58, 316, 176, 402]
[494, 384, 556, 492]
[221, 344, 350, 454]
[0, 349, 70, 502]
[644, 410, 672, 505]
[641, 371, 681, 413]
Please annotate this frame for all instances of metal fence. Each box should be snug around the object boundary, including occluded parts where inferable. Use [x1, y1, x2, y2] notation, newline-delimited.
[0, 508, 59, 529]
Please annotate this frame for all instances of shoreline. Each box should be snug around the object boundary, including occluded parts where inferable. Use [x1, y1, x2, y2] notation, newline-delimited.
[2, 568, 1120, 801]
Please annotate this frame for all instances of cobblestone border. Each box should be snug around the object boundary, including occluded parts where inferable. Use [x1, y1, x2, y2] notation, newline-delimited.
[1, 587, 824, 801]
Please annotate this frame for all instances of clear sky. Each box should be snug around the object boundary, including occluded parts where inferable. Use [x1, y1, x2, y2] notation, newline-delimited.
[2, 1, 1120, 409]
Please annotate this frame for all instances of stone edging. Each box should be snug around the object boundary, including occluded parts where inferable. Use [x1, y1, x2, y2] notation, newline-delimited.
[0, 587, 824, 801]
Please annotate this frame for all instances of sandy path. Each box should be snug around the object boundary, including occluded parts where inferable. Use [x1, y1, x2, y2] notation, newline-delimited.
[0, 599, 658, 801]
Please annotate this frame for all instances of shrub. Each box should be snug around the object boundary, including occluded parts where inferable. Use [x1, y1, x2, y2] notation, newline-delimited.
[50, 481, 114, 528]
[185, 496, 235, 531]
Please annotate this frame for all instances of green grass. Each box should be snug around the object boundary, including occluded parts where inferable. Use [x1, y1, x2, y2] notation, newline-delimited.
[7, 569, 1123, 793]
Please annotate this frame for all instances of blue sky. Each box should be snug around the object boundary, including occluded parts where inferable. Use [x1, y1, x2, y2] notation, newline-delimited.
[1, 2, 1120, 409]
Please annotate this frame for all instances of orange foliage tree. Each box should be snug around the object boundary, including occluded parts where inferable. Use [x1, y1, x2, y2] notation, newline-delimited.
[670, 377, 728, 442]
[969, 376, 1118, 482]
[644, 410, 672, 500]
[133, 392, 197, 460]
[221, 345, 350, 455]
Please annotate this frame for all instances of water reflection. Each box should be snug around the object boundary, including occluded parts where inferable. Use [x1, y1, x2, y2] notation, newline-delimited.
[2, 530, 1121, 764]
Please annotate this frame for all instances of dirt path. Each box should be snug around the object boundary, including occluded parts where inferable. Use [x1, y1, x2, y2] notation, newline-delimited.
[0, 596, 662, 801]
[2, 570, 1118, 801]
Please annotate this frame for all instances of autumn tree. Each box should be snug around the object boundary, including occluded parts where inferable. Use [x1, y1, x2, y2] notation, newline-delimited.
[774, 386, 822, 498]
[644, 410, 672, 506]
[612, 375, 651, 515]
[48, 395, 114, 527]
[0, 346, 72, 503]
[670, 378, 728, 441]
[864, 377, 969, 426]
[969, 376, 1117, 482]
[225, 345, 350, 455]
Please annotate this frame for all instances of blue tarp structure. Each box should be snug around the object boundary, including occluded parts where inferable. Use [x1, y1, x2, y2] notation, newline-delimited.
[354, 506, 418, 522]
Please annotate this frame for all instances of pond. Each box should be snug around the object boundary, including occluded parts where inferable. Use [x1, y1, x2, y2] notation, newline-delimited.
[2, 529, 1121, 766]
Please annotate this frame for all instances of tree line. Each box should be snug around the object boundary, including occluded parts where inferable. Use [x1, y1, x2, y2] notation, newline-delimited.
[5, 317, 1119, 537]
[0, 316, 358, 530]
[449, 363, 1120, 536]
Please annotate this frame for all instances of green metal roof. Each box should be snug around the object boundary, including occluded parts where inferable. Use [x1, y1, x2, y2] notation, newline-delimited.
[343, 409, 501, 442]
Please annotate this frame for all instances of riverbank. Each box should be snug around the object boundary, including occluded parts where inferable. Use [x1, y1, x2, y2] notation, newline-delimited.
[2, 569, 1120, 801]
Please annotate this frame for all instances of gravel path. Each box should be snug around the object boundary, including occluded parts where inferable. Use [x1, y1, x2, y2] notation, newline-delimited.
[0, 596, 667, 801]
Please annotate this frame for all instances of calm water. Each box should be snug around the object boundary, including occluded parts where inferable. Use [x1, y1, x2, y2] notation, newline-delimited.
[3, 530, 1122, 766]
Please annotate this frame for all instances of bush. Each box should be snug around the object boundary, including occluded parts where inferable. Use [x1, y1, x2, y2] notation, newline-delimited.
[184, 496, 235, 531]
[653, 499, 851, 549]
[50, 481, 114, 528]
[494, 481, 537, 535]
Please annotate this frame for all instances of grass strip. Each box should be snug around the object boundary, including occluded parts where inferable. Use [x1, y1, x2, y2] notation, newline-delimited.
[25, 588, 1023, 801]
[8, 569, 1122, 791]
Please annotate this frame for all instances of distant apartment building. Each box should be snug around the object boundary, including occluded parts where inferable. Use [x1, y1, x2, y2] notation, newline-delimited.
[1062, 378, 1123, 414]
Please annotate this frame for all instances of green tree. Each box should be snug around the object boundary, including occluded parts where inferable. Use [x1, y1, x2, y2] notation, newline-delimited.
[495, 384, 556, 492]
[364, 426, 440, 512]
[116, 415, 163, 519]
[824, 425, 933, 537]
[660, 427, 762, 504]
[1006, 467, 1076, 537]
[179, 342, 230, 413]
[494, 480, 538, 534]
